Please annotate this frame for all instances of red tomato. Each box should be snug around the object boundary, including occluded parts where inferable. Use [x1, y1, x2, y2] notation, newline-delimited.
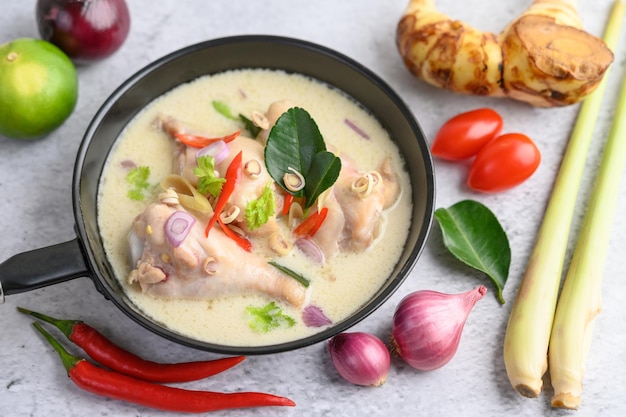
[431, 108, 503, 160]
[467, 133, 541, 193]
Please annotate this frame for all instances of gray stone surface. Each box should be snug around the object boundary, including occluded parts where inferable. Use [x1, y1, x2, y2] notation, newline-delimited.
[2, 1, 625, 416]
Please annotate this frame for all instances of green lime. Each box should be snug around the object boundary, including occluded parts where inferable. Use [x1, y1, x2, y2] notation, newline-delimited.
[0, 38, 78, 140]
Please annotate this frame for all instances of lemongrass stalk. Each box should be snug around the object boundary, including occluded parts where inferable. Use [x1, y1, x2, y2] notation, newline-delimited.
[503, 0, 625, 398]
[549, 60, 626, 412]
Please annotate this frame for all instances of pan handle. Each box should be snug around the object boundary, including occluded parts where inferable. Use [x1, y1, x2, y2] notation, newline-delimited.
[0, 239, 90, 304]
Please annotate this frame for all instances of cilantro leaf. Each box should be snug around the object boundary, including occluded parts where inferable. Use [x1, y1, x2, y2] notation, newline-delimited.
[126, 166, 151, 201]
[246, 302, 295, 333]
[194, 155, 226, 197]
[245, 183, 276, 230]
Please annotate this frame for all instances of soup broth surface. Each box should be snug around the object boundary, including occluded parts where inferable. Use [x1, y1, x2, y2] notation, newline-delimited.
[98, 69, 412, 347]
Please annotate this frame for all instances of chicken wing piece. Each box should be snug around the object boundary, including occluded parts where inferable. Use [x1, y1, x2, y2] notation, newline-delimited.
[127, 199, 307, 307]
[309, 189, 346, 260]
[333, 155, 401, 252]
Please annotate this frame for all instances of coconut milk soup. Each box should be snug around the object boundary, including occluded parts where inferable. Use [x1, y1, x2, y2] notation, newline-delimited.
[98, 69, 412, 346]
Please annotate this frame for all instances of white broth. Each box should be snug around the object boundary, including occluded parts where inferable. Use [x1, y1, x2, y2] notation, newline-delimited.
[98, 69, 412, 346]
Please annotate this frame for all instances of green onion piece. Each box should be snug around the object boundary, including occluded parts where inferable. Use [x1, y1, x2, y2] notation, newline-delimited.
[212, 100, 239, 121]
[268, 261, 310, 288]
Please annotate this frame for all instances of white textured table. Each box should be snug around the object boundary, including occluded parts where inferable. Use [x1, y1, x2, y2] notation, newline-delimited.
[2, 1, 625, 416]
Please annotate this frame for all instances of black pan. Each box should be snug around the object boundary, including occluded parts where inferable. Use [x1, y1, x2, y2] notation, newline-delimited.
[0, 35, 435, 354]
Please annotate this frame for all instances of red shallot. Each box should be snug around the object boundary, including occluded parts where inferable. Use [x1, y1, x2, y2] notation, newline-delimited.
[391, 285, 486, 371]
[328, 332, 390, 387]
[164, 211, 195, 247]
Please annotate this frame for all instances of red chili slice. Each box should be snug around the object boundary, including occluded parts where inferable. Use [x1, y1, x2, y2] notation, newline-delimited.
[217, 217, 252, 252]
[293, 207, 328, 238]
[282, 193, 295, 216]
[175, 130, 241, 148]
[205, 151, 243, 237]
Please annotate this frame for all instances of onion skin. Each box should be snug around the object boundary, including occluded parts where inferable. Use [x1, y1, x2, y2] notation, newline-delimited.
[36, 0, 130, 63]
[328, 332, 390, 387]
[391, 286, 487, 371]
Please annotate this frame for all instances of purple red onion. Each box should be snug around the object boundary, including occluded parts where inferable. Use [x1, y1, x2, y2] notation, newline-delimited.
[164, 211, 195, 247]
[390, 285, 487, 371]
[36, 0, 130, 63]
[328, 332, 390, 387]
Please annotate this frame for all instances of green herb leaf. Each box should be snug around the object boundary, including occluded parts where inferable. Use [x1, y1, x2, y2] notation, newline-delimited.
[304, 151, 342, 208]
[212, 100, 262, 137]
[265, 107, 325, 186]
[268, 261, 310, 288]
[212, 100, 239, 121]
[264, 107, 341, 208]
[245, 183, 276, 230]
[434, 200, 510, 304]
[126, 166, 151, 201]
[239, 114, 261, 138]
[194, 155, 226, 197]
[246, 301, 295, 333]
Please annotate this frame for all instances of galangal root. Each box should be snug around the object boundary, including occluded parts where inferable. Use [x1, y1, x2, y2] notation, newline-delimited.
[396, 0, 614, 107]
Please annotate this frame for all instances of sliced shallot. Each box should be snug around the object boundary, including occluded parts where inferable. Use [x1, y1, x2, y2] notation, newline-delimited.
[295, 238, 325, 264]
[302, 305, 332, 327]
[197, 140, 229, 164]
[344, 118, 370, 140]
[164, 211, 195, 247]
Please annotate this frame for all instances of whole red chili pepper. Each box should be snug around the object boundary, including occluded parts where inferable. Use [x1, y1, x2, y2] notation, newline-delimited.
[205, 150, 243, 237]
[18, 307, 244, 383]
[32, 322, 296, 412]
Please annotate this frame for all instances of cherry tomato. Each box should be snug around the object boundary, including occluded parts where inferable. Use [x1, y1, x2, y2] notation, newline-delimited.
[468, 133, 541, 193]
[431, 108, 503, 160]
